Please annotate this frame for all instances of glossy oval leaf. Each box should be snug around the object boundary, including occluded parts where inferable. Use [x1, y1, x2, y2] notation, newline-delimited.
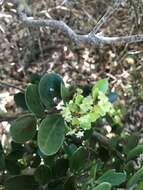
[124, 135, 139, 154]
[96, 169, 126, 187]
[91, 182, 111, 190]
[10, 114, 37, 143]
[14, 92, 28, 110]
[70, 146, 87, 171]
[52, 158, 69, 178]
[39, 73, 64, 108]
[127, 145, 143, 160]
[34, 165, 51, 185]
[25, 84, 45, 117]
[63, 143, 77, 158]
[38, 115, 65, 156]
[5, 175, 39, 190]
[127, 167, 143, 188]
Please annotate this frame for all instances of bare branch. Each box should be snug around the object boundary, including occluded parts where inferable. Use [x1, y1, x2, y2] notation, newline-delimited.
[60, 0, 69, 6]
[93, 0, 123, 34]
[0, 113, 20, 122]
[93, 131, 124, 160]
[0, 81, 24, 92]
[14, 0, 143, 46]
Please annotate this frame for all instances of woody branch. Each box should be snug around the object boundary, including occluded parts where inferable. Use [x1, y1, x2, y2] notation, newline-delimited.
[13, 0, 143, 46]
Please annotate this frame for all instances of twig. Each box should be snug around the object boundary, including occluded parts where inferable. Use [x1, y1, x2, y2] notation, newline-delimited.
[60, 0, 69, 6]
[115, 22, 136, 64]
[0, 113, 25, 122]
[0, 81, 24, 92]
[92, 0, 123, 34]
[13, 0, 143, 46]
[129, 0, 140, 27]
[93, 131, 124, 160]
[0, 0, 4, 5]
[0, 13, 12, 18]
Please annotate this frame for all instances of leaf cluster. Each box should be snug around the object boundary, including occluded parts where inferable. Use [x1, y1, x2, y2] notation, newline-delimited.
[0, 73, 143, 190]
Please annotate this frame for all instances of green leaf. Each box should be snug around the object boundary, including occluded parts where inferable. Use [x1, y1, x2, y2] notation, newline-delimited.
[79, 114, 91, 129]
[5, 159, 20, 175]
[39, 72, 64, 108]
[68, 102, 78, 113]
[0, 142, 5, 171]
[79, 95, 93, 113]
[91, 182, 111, 190]
[25, 84, 45, 117]
[74, 94, 84, 105]
[90, 163, 97, 180]
[52, 158, 69, 177]
[96, 169, 126, 187]
[42, 155, 55, 167]
[10, 114, 37, 143]
[70, 146, 87, 171]
[97, 93, 113, 114]
[5, 175, 39, 190]
[63, 143, 77, 158]
[124, 135, 139, 154]
[34, 165, 51, 185]
[30, 73, 41, 84]
[92, 79, 108, 99]
[48, 179, 63, 190]
[61, 83, 70, 103]
[134, 181, 143, 190]
[127, 167, 143, 188]
[38, 115, 65, 156]
[14, 92, 28, 110]
[127, 145, 143, 160]
[89, 109, 100, 122]
[63, 176, 76, 190]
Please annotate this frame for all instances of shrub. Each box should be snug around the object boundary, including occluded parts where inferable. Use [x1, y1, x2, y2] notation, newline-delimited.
[1, 72, 143, 190]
